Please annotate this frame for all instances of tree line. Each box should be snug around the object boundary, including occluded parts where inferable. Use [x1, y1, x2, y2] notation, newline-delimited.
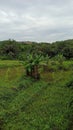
[0, 39, 73, 60]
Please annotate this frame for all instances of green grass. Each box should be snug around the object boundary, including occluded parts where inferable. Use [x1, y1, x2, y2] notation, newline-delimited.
[0, 60, 24, 88]
[0, 60, 22, 68]
[0, 60, 73, 130]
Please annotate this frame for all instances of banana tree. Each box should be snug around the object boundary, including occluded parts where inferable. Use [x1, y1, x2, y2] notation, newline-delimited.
[22, 54, 44, 79]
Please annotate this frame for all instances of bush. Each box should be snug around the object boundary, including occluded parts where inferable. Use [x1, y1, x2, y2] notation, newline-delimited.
[66, 77, 73, 88]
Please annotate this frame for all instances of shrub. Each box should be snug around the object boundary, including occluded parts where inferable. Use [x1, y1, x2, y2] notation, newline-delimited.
[66, 77, 73, 88]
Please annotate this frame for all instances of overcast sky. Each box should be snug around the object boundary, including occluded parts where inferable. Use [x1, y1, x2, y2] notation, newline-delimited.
[0, 0, 73, 42]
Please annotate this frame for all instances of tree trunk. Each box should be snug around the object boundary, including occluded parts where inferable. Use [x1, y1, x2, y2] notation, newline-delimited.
[26, 69, 30, 76]
[26, 65, 40, 80]
[32, 65, 40, 79]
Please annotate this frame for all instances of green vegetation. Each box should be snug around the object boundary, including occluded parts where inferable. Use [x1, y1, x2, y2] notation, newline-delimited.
[0, 60, 73, 130]
[0, 60, 22, 68]
[0, 39, 73, 130]
[22, 54, 44, 79]
[0, 39, 73, 60]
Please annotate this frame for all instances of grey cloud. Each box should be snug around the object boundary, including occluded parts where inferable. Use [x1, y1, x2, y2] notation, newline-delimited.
[0, 0, 73, 42]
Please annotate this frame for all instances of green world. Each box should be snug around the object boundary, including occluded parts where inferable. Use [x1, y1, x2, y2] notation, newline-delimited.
[0, 39, 73, 130]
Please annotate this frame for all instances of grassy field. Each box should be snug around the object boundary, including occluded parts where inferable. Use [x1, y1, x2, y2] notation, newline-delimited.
[0, 60, 73, 130]
[0, 60, 22, 67]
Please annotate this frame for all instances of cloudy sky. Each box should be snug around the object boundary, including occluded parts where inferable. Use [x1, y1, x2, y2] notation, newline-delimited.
[0, 0, 73, 42]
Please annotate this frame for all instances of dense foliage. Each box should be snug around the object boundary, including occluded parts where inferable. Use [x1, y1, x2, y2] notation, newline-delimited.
[0, 39, 73, 60]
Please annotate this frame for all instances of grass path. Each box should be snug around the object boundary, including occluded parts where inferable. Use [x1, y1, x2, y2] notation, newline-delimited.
[2, 79, 73, 130]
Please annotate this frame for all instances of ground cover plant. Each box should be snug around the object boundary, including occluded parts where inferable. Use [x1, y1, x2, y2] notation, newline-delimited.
[0, 59, 73, 130]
